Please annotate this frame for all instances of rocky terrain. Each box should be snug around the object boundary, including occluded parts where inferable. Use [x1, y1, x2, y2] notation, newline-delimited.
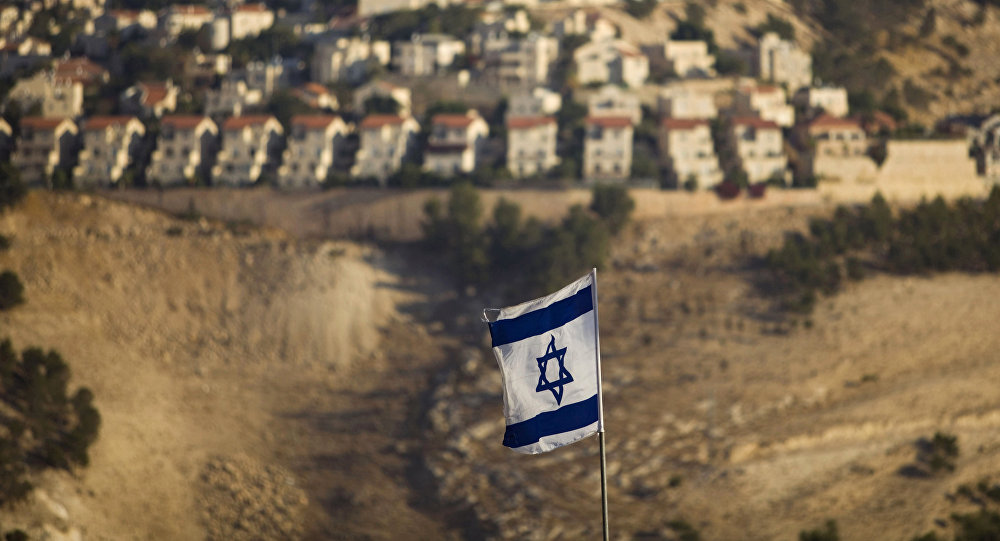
[3, 192, 1000, 540]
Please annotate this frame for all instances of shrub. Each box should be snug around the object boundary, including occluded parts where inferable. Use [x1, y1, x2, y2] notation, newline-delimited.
[799, 519, 839, 541]
[0, 163, 26, 212]
[0, 271, 24, 310]
[589, 184, 635, 235]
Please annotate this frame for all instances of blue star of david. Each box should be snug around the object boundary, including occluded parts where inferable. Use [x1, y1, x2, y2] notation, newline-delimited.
[535, 335, 573, 405]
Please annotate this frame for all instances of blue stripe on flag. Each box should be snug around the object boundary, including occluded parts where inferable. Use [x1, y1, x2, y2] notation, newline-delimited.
[502, 394, 599, 448]
[488, 285, 593, 347]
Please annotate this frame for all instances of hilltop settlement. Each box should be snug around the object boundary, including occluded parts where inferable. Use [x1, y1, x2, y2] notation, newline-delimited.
[1, 0, 999, 195]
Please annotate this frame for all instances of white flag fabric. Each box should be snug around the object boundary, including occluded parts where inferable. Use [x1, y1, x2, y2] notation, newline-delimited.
[486, 271, 603, 454]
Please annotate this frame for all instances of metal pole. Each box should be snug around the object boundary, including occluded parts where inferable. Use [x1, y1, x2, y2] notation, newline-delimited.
[599, 431, 609, 541]
[591, 268, 609, 541]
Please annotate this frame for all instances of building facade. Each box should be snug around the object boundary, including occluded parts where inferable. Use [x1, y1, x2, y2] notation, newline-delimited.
[583, 116, 633, 181]
[659, 118, 722, 189]
[212, 115, 284, 186]
[13, 117, 79, 186]
[506, 116, 558, 178]
[574, 39, 649, 89]
[147, 115, 218, 186]
[728, 116, 787, 182]
[424, 110, 489, 176]
[277, 115, 350, 188]
[350, 115, 419, 182]
[74, 116, 146, 187]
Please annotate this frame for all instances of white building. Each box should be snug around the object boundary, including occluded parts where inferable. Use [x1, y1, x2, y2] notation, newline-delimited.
[6, 70, 84, 118]
[13, 117, 78, 187]
[392, 33, 466, 76]
[794, 86, 849, 118]
[229, 3, 273, 40]
[728, 116, 787, 182]
[212, 115, 284, 186]
[659, 118, 722, 189]
[483, 33, 559, 89]
[311, 37, 391, 85]
[353, 80, 412, 116]
[734, 82, 795, 127]
[357, 0, 432, 17]
[645, 40, 715, 78]
[351, 114, 419, 182]
[758, 32, 812, 92]
[583, 116, 633, 181]
[0, 118, 12, 162]
[161, 4, 213, 37]
[147, 115, 218, 187]
[277, 115, 350, 189]
[574, 39, 649, 89]
[291, 82, 338, 111]
[424, 110, 489, 177]
[73, 116, 146, 188]
[243, 59, 289, 97]
[586, 84, 641, 125]
[658, 87, 716, 120]
[204, 79, 263, 116]
[506, 116, 558, 178]
[797, 114, 874, 183]
[508, 87, 562, 118]
[551, 9, 616, 42]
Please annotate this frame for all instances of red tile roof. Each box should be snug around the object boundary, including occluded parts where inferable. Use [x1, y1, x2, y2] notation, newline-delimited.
[301, 82, 329, 95]
[84, 115, 139, 130]
[291, 115, 341, 129]
[139, 82, 170, 106]
[661, 118, 709, 130]
[20, 117, 72, 130]
[507, 116, 556, 129]
[432, 113, 476, 128]
[171, 4, 211, 15]
[235, 3, 269, 12]
[585, 116, 632, 128]
[808, 113, 861, 130]
[223, 115, 277, 130]
[161, 115, 210, 130]
[359, 115, 407, 129]
[54, 58, 108, 85]
[730, 116, 780, 130]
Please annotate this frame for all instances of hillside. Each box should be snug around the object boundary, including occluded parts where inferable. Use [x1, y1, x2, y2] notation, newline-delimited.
[574, 0, 1000, 126]
[3, 192, 1000, 540]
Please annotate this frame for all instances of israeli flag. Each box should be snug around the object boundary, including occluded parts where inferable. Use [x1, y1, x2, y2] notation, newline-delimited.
[486, 270, 605, 454]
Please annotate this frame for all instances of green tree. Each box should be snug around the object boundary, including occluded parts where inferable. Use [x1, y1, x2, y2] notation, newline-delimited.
[799, 519, 839, 541]
[589, 184, 635, 235]
[0, 163, 26, 212]
[0, 271, 24, 310]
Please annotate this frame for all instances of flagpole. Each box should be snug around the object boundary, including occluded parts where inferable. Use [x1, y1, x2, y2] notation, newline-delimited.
[591, 268, 609, 541]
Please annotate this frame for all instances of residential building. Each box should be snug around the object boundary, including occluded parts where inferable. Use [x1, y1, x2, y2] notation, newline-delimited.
[506, 116, 558, 177]
[482, 33, 559, 89]
[212, 115, 284, 186]
[0, 118, 13, 162]
[94, 9, 157, 34]
[204, 79, 263, 116]
[53, 57, 109, 87]
[551, 9, 616, 42]
[974, 115, 1000, 182]
[161, 4, 214, 37]
[243, 59, 289, 97]
[659, 118, 722, 189]
[229, 3, 273, 40]
[583, 116, 633, 181]
[350, 114, 419, 182]
[734, 82, 795, 127]
[468, 8, 532, 56]
[508, 87, 562, 118]
[794, 86, 849, 118]
[574, 39, 649, 89]
[73, 115, 146, 188]
[728, 116, 787, 182]
[796, 114, 873, 183]
[0, 38, 51, 76]
[291, 82, 338, 110]
[357, 0, 432, 17]
[277, 115, 350, 189]
[120, 81, 179, 118]
[311, 37, 390, 84]
[645, 40, 715, 78]
[586, 84, 641, 125]
[757, 32, 812, 91]
[392, 33, 466, 76]
[353, 80, 412, 116]
[6, 70, 84, 118]
[147, 115, 218, 186]
[13, 117, 78, 186]
[658, 87, 716, 120]
[424, 110, 489, 177]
